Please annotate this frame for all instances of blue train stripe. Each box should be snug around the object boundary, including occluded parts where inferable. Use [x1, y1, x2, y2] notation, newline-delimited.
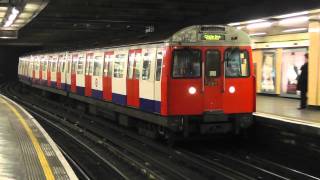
[76, 86, 85, 96]
[92, 89, 103, 99]
[112, 93, 127, 106]
[140, 98, 161, 113]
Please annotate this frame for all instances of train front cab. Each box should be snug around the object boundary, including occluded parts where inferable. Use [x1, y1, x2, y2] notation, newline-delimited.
[167, 46, 255, 135]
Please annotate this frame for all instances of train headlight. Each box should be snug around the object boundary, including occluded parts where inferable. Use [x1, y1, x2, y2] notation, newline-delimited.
[229, 86, 236, 94]
[188, 86, 197, 95]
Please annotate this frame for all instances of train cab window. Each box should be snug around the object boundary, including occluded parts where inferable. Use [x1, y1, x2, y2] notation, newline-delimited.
[205, 50, 221, 77]
[172, 49, 201, 78]
[142, 52, 151, 80]
[93, 56, 102, 76]
[224, 48, 250, 78]
[113, 54, 125, 78]
[77, 57, 84, 74]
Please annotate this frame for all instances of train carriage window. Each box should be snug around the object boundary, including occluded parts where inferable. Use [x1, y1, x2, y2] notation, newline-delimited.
[172, 49, 201, 78]
[113, 54, 125, 78]
[142, 52, 151, 80]
[206, 50, 221, 77]
[93, 56, 103, 76]
[155, 51, 163, 81]
[224, 48, 250, 78]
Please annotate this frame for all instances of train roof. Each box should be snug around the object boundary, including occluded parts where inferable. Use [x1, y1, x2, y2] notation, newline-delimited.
[20, 25, 250, 57]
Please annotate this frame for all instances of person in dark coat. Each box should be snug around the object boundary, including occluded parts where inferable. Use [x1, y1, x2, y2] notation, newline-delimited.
[297, 53, 308, 109]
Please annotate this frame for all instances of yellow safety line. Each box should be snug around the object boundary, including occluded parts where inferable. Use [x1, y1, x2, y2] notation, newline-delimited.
[0, 97, 55, 180]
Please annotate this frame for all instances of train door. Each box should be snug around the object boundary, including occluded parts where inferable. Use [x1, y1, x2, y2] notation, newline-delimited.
[112, 50, 128, 105]
[60, 54, 67, 90]
[31, 56, 35, 83]
[51, 54, 58, 88]
[35, 56, 40, 84]
[103, 51, 114, 101]
[42, 55, 48, 85]
[85, 52, 94, 97]
[32, 56, 39, 84]
[126, 49, 141, 108]
[47, 55, 52, 87]
[66, 53, 72, 91]
[139, 48, 156, 112]
[39, 56, 43, 85]
[91, 51, 104, 99]
[203, 48, 223, 111]
[154, 48, 164, 113]
[71, 53, 78, 93]
[76, 52, 86, 95]
[57, 54, 62, 89]
[223, 47, 254, 113]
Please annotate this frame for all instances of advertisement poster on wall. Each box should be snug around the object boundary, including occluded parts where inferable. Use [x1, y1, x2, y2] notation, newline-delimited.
[261, 52, 276, 94]
[281, 48, 307, 98]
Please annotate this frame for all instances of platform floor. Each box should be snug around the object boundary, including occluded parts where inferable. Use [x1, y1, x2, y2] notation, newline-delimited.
[255, 95, 320, 126]
[0, 94, 77, 180]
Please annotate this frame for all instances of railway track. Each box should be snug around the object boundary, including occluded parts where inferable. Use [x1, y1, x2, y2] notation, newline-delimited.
[2, 81, 320, 180]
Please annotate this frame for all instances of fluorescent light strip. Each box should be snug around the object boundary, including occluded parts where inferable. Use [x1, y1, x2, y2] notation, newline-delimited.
[245, 19, 266, 24]
[247, 22, 272, 29]
[249, 32, 267, 36]
[275, 11, 308, 19]
[279, 16, 309, 25]
[282, 28, 307, 33]
[228, 22, 240, 26]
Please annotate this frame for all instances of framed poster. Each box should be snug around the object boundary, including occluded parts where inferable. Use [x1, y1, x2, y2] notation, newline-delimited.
[261, 51, 276, 94]
[281, 48, 307, 98]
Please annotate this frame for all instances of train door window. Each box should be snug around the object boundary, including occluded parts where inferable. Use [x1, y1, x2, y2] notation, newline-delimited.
[142, 52, 151, 80]
[224, 48, 250, 78]
[52, 60, 57, 72]
[77, 57, 84, 74]
[134, 52, 141, 80]
[155, 50, 163, 81]
[103, 57, 108, 77]
[88, 57, 94, 75]
[114, 54, 125, 78]
[107, 55, 113, 77]
[40, 61, 44, 71]
[93, 56, 103, 76]
[71, 57, 77, 74]
[172, 49, 201, 78]
[206, 50, 221, 77]
[127, 51, 135, 79]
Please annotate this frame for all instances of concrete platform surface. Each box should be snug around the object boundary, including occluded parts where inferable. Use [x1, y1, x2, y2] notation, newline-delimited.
[255, 95, 320, 127]
[0, 94, 77, 180]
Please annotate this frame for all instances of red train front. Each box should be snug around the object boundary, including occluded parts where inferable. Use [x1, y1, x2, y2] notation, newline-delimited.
[163, 25, 255, 135]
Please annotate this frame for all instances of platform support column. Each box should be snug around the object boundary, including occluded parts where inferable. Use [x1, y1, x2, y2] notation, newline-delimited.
[308, 20, 320, 106]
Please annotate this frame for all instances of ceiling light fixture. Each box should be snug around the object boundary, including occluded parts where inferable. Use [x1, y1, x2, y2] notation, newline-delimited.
[279, 16, 309, 26]
[3, 7, 20, 27]
[249, 32, 267, 36]
[282, 28, 307, 33]
[275, 11, 309, 19]
[247, 22, 272, 29]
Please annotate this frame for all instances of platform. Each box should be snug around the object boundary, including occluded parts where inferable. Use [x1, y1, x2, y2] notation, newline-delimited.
[0, 94, 77, 180]
[255, 95, 320, 128]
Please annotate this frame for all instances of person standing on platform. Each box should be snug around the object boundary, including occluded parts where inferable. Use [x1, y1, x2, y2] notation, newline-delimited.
[297, 53, 308, 109]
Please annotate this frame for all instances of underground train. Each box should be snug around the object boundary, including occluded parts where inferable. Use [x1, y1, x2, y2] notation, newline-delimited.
[18, 25, 256, 137]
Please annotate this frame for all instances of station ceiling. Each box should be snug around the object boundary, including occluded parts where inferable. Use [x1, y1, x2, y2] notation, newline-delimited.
[1, 0, 320, 49]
